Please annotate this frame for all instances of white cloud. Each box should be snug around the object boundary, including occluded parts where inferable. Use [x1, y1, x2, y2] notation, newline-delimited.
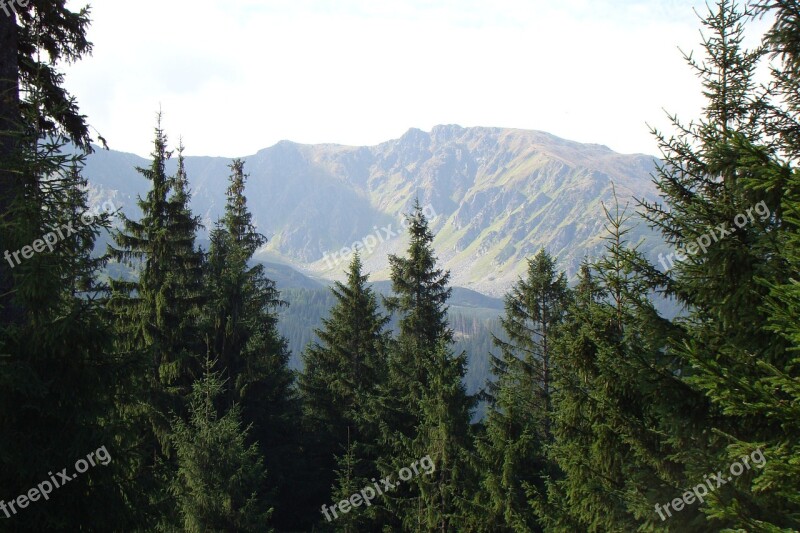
[62, 0, 770, 158]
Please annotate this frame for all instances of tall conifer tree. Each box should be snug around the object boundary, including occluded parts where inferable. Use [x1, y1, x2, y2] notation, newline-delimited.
[204, 158, 298, 529]
[169, 359, 271, 533]
[376, 199, 475, 531]
[0, 1, 101, 325]
[476, 249, 568, 532]
[299, 252, 389, 529]
[640, 0, 799, 529]
[543, 199, 701, 532]
[0, 126, 135, 532]
[109, 118, 205, 429]
[106, 119, 207, 528]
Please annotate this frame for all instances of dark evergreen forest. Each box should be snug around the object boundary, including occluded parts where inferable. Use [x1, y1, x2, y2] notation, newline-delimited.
[0, 1, 798, 531]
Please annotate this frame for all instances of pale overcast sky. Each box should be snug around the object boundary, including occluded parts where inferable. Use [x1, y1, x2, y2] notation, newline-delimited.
[62, 0, 771, 158]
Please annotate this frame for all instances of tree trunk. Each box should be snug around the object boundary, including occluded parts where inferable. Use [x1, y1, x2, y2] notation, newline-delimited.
[0, 10, 21, 326]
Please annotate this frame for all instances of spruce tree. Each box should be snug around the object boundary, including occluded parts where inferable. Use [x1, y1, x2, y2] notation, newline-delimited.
[109, 117, 205, 428]
[167, 139, 206, 352]
[12, 1, 98, 149]
[0, 99, 136, 531]
[106, 119, 207, 528]
[542, 197, 704, 532]
[329, 432, 374, 532]
[476, 249, 568, 532]
[170, 359, 271, 532]
[376, 199, 475, 531]
[407, 338, 473, 532]
[298, 251, 389, 529]
[748, 3, 800, 525]
[639, 0, 799, 529]
[1, 1, 101, 326]
[0, 12, 137, 529]
[534, 261, 603, 533]
[207, 159, 290, 408]
[711, 135, 800, 531]
[382, 199, 454, 440]
[204, 158, 298, 529]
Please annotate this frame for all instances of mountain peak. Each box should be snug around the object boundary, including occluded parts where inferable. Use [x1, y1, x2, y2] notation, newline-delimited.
[82, 126, 661, 297]
[430, 124, 466, 137]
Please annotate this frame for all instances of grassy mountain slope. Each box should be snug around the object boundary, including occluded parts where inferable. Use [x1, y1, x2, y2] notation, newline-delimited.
[82, 125, 664, 297]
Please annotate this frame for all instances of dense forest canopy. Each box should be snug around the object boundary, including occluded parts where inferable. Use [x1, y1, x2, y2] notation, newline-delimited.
[0, 1, 798, 532]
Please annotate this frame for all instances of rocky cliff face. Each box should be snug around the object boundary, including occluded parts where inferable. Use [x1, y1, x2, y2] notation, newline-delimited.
[82, 125, 664, 296]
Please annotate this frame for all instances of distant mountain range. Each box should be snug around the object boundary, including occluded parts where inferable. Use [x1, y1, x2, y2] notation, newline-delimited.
[82, 125, 667, 297]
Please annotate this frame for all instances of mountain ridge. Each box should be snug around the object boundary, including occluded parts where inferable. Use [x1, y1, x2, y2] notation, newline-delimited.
[82, 124, 666, 297]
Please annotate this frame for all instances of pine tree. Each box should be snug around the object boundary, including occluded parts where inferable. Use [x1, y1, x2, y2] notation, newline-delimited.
[376, 199, 476, 531]
[108, 117, 205, 430]
[540, 194, 705, 532]
[170, 359, 271, 532]
[1, 0, 102, 324]
[639, 0, 799, 529]
[204, 158, 298, 529]
[106, 118, 207, 528]
[298, 251, 389, 529]
[0, 96, 136, 530]
[476, 249, 569, 532]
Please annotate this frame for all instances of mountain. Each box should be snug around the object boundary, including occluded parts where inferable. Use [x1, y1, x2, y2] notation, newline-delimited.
[82, 125, 665, 297]
[256, 260, 325, 291]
